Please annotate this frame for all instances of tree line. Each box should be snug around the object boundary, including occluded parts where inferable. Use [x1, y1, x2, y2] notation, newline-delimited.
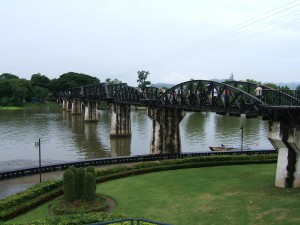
[0, 70, 151, 107]
[225, 73, 300, 90]
[0, 72, 101, 106]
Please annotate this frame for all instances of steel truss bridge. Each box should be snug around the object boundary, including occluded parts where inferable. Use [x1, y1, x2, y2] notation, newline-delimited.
[60, 80, 300, 121]
[47, 80, 300, 188]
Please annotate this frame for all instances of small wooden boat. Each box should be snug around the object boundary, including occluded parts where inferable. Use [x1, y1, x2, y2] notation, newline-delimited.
[209, 144, 275, 151]
[209, 144, 251, 151]
[209, 146, 237, 151]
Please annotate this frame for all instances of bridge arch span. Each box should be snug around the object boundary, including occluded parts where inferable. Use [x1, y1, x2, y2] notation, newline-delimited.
[153, 80, 262, 116]
[113, 86, 147, 105]
[223, 81, 273, 94]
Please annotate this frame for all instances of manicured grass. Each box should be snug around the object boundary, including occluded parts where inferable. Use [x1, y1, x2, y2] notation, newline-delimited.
[97, 164, 300, 225]
[9, 199, 56, 223]
[9, 164, 300, 225]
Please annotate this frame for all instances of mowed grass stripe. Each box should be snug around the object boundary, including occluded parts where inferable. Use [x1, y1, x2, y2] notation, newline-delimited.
[96, 164, 300, 225]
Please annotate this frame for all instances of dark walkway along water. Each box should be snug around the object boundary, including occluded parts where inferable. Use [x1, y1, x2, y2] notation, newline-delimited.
[0, 171, 64, 200]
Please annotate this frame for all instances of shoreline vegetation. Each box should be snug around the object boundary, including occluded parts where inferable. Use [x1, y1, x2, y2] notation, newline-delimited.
[0, 102, 146, 111]
[0, 102, 60, 110]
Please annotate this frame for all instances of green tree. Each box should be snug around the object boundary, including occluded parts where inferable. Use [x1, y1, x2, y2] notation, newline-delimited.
[296, 85, 300, 91]
[11, 79, 31, 105]
[225, 73, 235, 82]
[0, 73, 19, 80]
[0, 79, 13, 105]
[245, 79, 261, 84]
[31, 73, 51, 89]
[105, 78, 122, 84]
[50, 72, 100, 93]
[278, 85, 290, 90]
[33, 86, 50, 103]
[137, 70, 151, 90]
[263, 83, 278, 89]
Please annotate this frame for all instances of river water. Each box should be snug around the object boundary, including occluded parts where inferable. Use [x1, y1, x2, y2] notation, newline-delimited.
[0, 107, 273, 171]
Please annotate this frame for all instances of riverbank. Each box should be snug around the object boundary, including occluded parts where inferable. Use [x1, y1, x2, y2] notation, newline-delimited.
[0, 102, 60, 110]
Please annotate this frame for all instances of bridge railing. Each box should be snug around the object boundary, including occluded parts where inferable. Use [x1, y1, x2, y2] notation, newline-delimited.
[0, 150, 276, 180]
[261, 90, 300, 107]
[143, 87, 159, 100]
[89, 218, 172, 225]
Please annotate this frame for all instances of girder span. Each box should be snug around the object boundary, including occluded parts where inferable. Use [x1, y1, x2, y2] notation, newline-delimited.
[223, 81, 274, 93]
[113, 86, 149, 105]
[153, 80, 262, 115]
[224, 81, 300, 108]
[61, 83, 128, 101]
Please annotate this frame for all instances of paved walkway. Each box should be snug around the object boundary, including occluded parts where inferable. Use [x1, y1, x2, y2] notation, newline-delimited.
[0, 171, 64, 200]
[0, 163, 139, 200]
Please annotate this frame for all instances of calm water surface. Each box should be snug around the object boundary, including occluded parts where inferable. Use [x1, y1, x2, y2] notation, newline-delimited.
[0, 107, 273, 171]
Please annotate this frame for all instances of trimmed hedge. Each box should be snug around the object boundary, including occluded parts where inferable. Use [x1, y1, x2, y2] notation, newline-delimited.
[83, 172, 96, 202]
[0, 180, 63, 221]
[0, 154, 277, 223]
[86, 166, 96, 191]
[2, 212, 129, 225]
[63, 169, 76, 202]
[76, 168, 85, 199]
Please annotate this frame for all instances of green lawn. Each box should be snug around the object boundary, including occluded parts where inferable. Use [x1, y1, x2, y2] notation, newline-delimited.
[10, 164, 300, 225]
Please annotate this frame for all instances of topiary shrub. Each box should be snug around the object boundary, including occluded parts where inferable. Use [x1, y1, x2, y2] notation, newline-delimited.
[76, 168, 85, 199]
[68, 166, 77, 179]
[63, 168, 76, 202]
[86, 166, 96, 191]
[83, 172, 96, 202]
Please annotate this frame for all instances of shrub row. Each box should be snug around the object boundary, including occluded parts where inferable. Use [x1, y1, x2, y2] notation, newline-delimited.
[0, 154, 277, 223]
[1, 212, 130, 225]
[0, 188, 63, 221]
[0, 180, 62, 212]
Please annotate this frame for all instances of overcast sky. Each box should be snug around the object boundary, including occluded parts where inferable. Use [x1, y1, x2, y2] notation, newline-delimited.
[1, 0, 300, 86]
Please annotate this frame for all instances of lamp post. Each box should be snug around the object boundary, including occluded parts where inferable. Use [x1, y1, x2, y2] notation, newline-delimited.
[35, 138, 42, 183]
[240, 125, 244, 152]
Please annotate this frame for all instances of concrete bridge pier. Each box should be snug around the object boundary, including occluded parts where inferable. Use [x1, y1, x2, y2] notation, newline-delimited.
[147, 107, 186, 154]
[71, 99, 82, 115]
[66, 100, 72, 112]
[62, 99, 67, 110]
[268, 121, 300, 188]
[84, 101, 98, 122]
[63, 99, 72, 112]
[110, 103, 131, 137]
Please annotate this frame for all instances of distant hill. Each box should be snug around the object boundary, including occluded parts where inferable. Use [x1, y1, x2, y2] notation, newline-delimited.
[151, 83, 175, 88]
[276, 82, 299, 89]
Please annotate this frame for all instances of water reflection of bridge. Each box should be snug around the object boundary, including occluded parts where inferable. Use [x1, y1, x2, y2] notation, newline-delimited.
[60, 80, 300, 188]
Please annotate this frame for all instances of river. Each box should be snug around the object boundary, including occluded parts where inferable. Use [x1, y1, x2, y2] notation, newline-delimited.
[0, 106, 273, 171]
